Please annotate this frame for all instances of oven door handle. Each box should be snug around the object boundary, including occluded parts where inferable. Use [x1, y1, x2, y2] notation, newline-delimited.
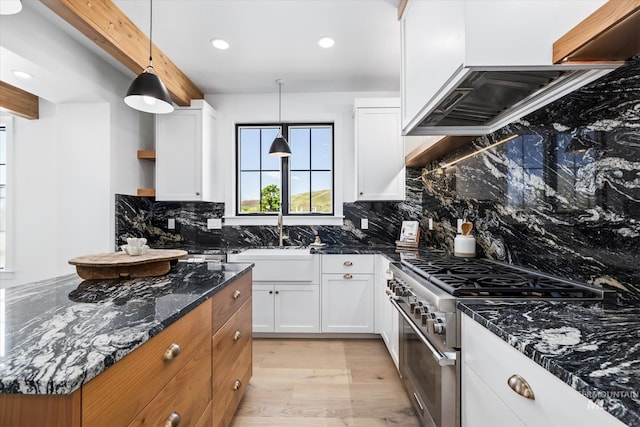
[390, 297, 456, 367]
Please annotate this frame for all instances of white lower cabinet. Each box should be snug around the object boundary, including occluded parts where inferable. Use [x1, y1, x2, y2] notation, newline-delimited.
[462, 313, 624, 427]
[252, 283, 320, 333]
[321, 255, 375, 333]
[376, 255, 399, 369]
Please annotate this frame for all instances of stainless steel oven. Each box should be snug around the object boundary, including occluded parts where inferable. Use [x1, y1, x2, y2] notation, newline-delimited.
[388, 251, 614, 427]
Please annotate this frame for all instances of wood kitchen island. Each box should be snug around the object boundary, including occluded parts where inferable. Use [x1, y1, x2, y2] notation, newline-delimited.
[0, 260, 253, 427]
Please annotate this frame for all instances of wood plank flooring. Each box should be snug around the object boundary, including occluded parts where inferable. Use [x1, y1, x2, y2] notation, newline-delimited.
[231, 338, 420, 427]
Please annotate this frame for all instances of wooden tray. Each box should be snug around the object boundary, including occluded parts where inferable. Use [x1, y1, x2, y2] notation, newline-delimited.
[68, 249, 188, 279]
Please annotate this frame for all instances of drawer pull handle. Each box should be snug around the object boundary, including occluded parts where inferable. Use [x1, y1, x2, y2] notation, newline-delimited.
[164, 412, 181, 427]
[233, 330, 242, 341]
[344, 274, 353, 279]
[507, 374, 535, 400]
[232, 290, 241, 299]
[233, 379, 242, 391]
[163, 343, 182, 361]
[343, 261, 353, 266]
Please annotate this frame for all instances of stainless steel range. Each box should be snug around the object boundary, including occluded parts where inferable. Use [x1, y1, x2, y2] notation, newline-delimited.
[388, 251, 615, 427]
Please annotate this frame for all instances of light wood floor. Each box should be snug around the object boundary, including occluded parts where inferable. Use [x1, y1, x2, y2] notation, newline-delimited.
[231, 338, 421, 427]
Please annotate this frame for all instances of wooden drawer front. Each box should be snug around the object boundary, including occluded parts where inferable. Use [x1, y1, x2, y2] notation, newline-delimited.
[462, 315, 625, 427]
[322, 254, 374, 274]
[195, 401, 213, 427]
[128, 342, 211, 427]
[83, 299, 212, 427]
[0, 391, 81, 427]
[213, 298, 252, 395]
[213, 272, 252, 333]
[212, 342, 252, 427]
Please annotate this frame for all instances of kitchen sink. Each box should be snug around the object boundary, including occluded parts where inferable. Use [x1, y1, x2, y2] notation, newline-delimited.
[228, 247, 319, 282]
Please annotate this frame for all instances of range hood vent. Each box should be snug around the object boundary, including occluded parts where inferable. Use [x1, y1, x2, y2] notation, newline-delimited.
[409, 65, 618, 136]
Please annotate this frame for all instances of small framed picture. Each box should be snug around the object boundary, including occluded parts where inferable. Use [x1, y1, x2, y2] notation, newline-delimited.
[398, 221, 420, 245]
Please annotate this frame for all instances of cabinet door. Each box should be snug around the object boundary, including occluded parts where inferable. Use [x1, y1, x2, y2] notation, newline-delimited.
[355, 107, 405, 201]
[462, 364, 526, 427]
[274, 284, 320, 333]
[156, 108, 203, 201]
[321, 274, 374, 333]
[252, 284, 275, 333]
[375, 256, 399, 369]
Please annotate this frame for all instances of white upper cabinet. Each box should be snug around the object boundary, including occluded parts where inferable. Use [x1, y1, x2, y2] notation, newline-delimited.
[400, 0, 613, 136]
[354, 98, 405, 201]
[155, 100, 217, 201]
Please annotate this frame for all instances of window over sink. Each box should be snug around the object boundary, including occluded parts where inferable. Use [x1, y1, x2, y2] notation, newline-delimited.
[236, 123, 334, 216]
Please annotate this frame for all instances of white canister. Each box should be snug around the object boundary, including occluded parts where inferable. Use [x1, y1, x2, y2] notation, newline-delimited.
[454, 234, 476, 258]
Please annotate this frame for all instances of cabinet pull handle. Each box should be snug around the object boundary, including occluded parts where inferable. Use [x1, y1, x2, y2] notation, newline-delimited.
[386, 269, 391, 275]
[344, 274, 353, 279]
[269, 290, 273, 294]
[164, 412, 181, 427]
[233, 379, 242, 391]
[507, 374, 535, 400]
[343, 261, 353, 266]
[195, 191, 200, 196]
[232, 290, 241, 299]
[275, 290, 280, 295]
[163, 343, 182, 361]
[233, 330, 242, 341]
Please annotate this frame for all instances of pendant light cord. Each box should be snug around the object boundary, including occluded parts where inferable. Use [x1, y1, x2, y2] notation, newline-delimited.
[148, 0, 153, 65]
[278, 80, 282, 122]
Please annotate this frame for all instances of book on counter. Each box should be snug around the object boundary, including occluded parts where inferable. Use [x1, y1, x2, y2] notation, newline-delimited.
[396, 221, 420, 248]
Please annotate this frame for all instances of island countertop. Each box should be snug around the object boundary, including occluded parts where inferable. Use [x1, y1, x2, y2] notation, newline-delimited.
[459, 301, 640, 426]
[0, 261, 253, 395]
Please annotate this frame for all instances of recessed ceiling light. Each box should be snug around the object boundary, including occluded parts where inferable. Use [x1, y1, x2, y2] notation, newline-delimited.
[12, 70, 32, 79]
[0, 0, 22, 15]
[318, 37, 335, 49]
[211, 39, 230, 50]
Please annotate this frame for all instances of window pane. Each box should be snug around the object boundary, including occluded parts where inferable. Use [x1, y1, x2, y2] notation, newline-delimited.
[290, 171, 310, 213]
[261, 128, 281, 171]
[311, 127, 332, 170]
[240, 128, 260, 170]
[0, 165, 5, 185]
[240, 172, 260, 213]
[311, 171, 332, 213]
[261, 172, 281, 212]
[290, 128, 310, 170]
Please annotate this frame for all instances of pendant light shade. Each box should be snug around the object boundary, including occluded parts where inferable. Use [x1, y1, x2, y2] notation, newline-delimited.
[0, 0, 22, 15]
[269, 79, 291, 157]
[124, 0, 174, 114]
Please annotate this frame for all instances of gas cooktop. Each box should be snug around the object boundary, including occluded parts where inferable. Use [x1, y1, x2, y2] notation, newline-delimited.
[400, 252, 611, 300]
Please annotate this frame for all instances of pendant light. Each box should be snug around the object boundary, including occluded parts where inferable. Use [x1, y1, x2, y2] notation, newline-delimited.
[124, 0, 174, 114]
[268, 79, 292, 157]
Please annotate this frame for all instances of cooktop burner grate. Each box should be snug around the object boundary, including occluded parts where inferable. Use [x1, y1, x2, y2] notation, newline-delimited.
[400, 255, 605, 299]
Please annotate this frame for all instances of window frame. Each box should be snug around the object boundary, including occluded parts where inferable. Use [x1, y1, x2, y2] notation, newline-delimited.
[235, 122, 335, 217]
[0, 116, 14, 276]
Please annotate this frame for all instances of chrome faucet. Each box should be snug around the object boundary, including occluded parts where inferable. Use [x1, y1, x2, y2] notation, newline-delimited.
[277, 212, 288, 246]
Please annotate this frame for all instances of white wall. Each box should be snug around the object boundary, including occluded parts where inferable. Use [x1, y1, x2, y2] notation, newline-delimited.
[205, 91, 398, 219]
[0, 5, 152, 287]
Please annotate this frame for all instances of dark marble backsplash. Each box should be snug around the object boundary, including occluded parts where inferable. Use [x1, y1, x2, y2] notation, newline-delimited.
[115, 170, 423, 251]
[418, 56, 640, 302]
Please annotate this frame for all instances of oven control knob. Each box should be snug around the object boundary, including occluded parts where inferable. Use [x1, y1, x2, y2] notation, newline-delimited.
[421, 312, 436, 326]
[433, 320, 446, 335]
[413, 302, 423, 317]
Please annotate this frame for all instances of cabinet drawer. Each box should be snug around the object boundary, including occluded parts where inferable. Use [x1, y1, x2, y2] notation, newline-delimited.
[213, 272, 252, 333]
[462, 315, 624, 427]
[128, 342, 211, 427]
[212, 341, 252, 427]
[82, 299, 212, 427]
[322, 255, 374, 274]
[213, 298, 252, 395]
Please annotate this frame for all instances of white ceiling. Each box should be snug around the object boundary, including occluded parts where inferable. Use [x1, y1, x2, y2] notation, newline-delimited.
[38, 0, 403, 95]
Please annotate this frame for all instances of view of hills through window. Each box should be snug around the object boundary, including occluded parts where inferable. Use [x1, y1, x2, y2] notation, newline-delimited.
[238, 124, 333, 215]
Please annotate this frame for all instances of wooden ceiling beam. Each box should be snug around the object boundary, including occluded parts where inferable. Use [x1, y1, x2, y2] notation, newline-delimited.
[0, 81, 39, 120]
[40, 0, 203, 106]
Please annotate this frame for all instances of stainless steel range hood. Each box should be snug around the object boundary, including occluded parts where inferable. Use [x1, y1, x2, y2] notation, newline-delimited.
[407, 64, 619, 136]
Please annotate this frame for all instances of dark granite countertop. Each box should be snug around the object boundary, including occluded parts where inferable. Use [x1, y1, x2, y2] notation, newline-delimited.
[459, 301, 640, 426]
[0, 261, 253, 395]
